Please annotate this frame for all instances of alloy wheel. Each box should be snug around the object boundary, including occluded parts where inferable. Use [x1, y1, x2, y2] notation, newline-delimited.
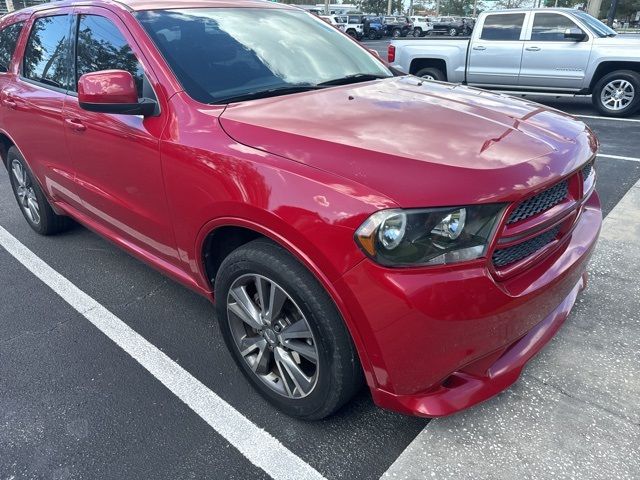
[227, 274, 319, 399]
[11, 159, 40, 225]
[601, 79, 635, 111]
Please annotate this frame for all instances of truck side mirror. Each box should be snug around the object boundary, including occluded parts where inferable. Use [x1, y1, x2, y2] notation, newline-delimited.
[564, 28, 586, 42]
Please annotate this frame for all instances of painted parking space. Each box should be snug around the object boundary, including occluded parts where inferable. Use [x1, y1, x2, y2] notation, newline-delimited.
[1, 96, 639, 479]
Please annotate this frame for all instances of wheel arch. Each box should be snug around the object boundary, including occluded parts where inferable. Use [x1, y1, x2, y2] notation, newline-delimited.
[409, 57, 448, 80]
[0, 130, 16, 169]
[589, 61, 640, 92]
[196, 217, 377, 389]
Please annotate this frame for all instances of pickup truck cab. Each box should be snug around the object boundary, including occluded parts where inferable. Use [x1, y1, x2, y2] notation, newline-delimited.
[390, 8, 640, 117]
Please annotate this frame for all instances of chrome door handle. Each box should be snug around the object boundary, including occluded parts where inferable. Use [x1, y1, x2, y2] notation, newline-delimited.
[526, 46, 541, 51]
[473, 45, 486, 51]
[65, 118, 86, 132]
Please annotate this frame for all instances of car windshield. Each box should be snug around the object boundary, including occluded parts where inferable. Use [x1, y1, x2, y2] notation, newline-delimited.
[136, 8, 392, 104]
[573, 11, 617, 37]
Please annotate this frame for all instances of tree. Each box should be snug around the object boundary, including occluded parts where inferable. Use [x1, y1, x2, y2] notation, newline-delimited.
[358, 0, 405, 14]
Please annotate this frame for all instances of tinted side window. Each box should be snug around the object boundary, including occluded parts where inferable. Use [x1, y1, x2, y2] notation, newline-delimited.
[0, 22, 25, 72]
[75, 15, 144, 96]
[23, 15, 71, 89]
[481, 14, 525, 41]
[531, 13, 581, 41]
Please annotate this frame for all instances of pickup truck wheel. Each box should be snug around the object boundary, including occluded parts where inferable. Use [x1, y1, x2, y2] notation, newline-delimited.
[593, 70, 640, 117]
[6, 147, 72, 235]
[368, 30, 377, 40]
[413, 27, 422, 37]
[415, 67, 445, 82]
[215, 238, 363, 420]
[448, 27, 457, 36]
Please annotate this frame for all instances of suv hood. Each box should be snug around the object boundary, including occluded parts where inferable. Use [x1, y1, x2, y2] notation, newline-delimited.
[219, 77, 596, 207]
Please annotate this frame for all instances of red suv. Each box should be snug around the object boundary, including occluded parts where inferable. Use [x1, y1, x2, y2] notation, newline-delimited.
[0, 0, 601, 419]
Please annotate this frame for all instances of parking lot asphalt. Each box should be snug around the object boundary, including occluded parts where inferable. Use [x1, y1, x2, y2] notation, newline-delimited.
[1, 101, 640, 479]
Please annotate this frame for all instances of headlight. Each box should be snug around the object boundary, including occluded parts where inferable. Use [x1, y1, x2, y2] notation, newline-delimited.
[355, 205, 505, 267]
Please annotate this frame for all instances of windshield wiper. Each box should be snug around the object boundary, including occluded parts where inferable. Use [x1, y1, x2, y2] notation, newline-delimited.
[212, 85, 321, 104]
[317, 73, 389, 87]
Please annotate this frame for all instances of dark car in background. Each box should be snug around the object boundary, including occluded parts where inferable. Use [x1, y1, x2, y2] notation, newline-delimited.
[383, 16, 413, 37]
[431, 16, 472, 36]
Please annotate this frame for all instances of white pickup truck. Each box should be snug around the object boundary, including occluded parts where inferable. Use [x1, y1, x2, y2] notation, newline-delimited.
[389, 8, 640, 117]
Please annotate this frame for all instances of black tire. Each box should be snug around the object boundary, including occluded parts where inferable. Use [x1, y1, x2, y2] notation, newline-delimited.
[368, 30, 377, 40]
[415, 67, 445, 81]
[592, 70, 640, 118]
[6, 146, 72, 235]
[215, 238, 363, 420]
[392, 28, 401, 38]
[413, 27, 422, 37]
[449, 27, 457, 36]
[346, 29, 357, 38]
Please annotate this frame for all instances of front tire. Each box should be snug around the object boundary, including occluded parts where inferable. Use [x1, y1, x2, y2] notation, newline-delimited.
[215, 239, 363, 420]
[413, 27, 422, 37]
[449, 27, 457, 36]
[6, 147, 72, 235]
[592, 70, 640, 117]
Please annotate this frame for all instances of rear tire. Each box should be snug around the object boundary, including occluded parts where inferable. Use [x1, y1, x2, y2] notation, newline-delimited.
[592, 70, 640, 117]
[6, 146, 73, 235]
[215, 239, 363, 420]
[413, 27, 422, 37]
[415, 67, 445, 81]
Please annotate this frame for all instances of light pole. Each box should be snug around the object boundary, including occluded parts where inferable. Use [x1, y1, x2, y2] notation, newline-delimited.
[387, 0, 393, 15]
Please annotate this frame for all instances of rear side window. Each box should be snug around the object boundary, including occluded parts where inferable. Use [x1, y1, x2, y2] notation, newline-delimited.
[481, 14, 525, 41]
[23, 15, 71, 90]
[531, 13, 581, 42]
[0, 22, 25, 72]
[75, 15, 144, 96]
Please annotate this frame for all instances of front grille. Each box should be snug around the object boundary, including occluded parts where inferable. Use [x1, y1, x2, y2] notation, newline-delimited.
[581, 162, 593, 180]
[507, 181, 568, 225]
[492, 226, 561, 268]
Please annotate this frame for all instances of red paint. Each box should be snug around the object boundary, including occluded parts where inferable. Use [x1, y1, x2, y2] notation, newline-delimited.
[78, 70, 138, 105]
[0, 0, 602, 417]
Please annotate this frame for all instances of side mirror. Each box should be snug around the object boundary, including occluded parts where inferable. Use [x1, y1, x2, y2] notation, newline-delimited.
[564, 27, 586, 41]
[78, 70, 156, 116]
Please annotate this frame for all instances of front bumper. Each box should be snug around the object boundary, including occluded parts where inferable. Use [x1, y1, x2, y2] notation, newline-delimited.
[334, 191, 602, 417]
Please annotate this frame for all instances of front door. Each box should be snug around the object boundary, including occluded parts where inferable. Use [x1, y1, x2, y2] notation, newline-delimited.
[519, 12, 593, 90]
[62, 9, 177, 265]
[467, 12, 527, 86]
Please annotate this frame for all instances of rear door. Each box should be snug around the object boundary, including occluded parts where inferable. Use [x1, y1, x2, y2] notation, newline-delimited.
[467, 12, 527, 86]
[519, 12, 593, 90]
[1, 10, 81, 208]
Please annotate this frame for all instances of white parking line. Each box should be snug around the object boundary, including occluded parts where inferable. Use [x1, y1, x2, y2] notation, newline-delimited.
[598, 153, 640, 163]
[0, 226, 325, 480]
[577, 114, 640, 123]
